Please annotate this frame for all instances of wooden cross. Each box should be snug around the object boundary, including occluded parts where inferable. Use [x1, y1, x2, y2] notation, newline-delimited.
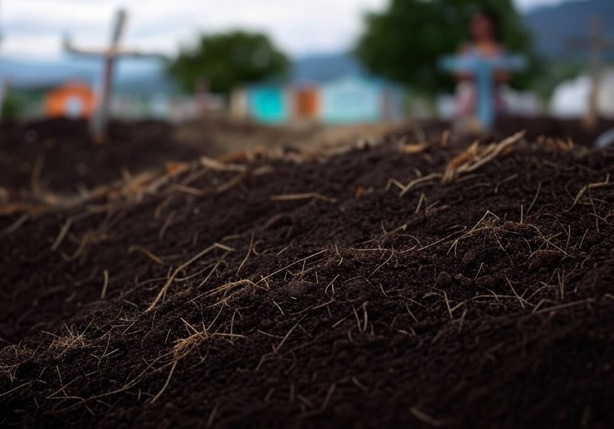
[64, 8, 165, 141]
[0, 0, 7, 121]
[440, 54, 526, 131]
[568, 16, 614, 129]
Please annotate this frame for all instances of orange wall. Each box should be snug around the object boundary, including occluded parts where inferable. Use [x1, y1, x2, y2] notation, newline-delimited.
[294, 87, 320, 120]
[45, 83, 97, 118]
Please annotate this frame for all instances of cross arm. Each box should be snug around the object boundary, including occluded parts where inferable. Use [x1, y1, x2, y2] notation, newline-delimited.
[567, 37, 614, 50]
[439, 55, 527, 73]
[63, 35, 168, 60]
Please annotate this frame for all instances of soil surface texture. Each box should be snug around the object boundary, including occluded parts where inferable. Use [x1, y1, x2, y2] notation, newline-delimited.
[0, 120, 613, 429]
[0, 118, 204, 196]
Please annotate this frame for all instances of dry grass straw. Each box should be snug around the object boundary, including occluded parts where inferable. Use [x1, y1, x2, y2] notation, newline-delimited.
[146, 243, 234, 312]
[44, 324, 90, 357]
[568, 174, 611, 210]
[50, 217, 73, 251]
[200, 156, 248, 173]
[128, 245, 166, 266]
[443, 131, 525, 183]
[100, 270, 110, 299]
[446, 210, 506, 257]
[0, 213, 30, 237]
[0, 345, 35, 382]
[0, 170, 159, 219]
[271, 193, 337, 203]
[410, 407, 449, 427]
[536, 135, 574, 152]
[386, 174, 443, 197]
[192, 279, 262, 307]
[401, 143, 428, 155]
[172, 318, 244, 361]
[166, 161, 273, 198]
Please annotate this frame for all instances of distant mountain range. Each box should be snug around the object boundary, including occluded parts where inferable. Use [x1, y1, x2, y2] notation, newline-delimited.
[1, 0, 612, 93]
[0, 52, 366, 92]
[291, 53, 365, 84]
[0, 56, 175, 93]
[524, 0, 614, 60]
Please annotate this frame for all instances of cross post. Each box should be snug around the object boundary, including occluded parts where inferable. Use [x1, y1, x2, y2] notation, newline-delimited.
[567, 16, 614, 129]
[440, 54, 526, 131]
[0, 0, 6, 121]
[64, 8, 166, 142]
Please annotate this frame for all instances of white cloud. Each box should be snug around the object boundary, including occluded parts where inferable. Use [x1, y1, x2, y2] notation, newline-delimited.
[514, 0, 567, 10]
[0, 0, 564, 58]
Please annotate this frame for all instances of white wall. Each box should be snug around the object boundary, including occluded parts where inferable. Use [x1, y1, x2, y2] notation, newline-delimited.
[551, 70, 614, 118]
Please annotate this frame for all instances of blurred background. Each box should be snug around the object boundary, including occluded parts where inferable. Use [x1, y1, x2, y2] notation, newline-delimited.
[0, 0, 612, 125]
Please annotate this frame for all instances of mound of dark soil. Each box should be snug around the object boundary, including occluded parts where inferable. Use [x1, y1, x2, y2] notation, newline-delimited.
[0, 129, 613, 429]
[404, 116, 614, 148]
[2, 116, 613, 200]
[496, 116, 614, 146]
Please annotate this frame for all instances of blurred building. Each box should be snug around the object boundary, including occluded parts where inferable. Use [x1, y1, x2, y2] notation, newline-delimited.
[1, 53, 406, 124]
[238, 53, 406, 125]
[550, 69, 614, 118]
[245, 86, 291, 124]
[0, 56, 195, 121]
[242, 77, 406, 125]
[45, 81, 96, 119]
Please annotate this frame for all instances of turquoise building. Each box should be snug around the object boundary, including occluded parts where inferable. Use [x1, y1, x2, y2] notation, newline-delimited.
[243, 78, 405, 125]
[246, 86, 290, 124]
[320, 77, 387, 124]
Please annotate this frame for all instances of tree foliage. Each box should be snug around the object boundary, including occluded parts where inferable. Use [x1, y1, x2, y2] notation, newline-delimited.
[1, 89, 26, 121]
[356, 0, 536, 94]
[168, 31, 290, 95]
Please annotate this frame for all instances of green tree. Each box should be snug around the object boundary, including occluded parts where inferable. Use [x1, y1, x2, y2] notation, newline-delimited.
[1, 89, 26, 121]
[356, 0, 536, 94]
[168, 31, 290, 95]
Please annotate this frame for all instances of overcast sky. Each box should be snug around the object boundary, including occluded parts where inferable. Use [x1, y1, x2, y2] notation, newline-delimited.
[1, 0, 567, 58]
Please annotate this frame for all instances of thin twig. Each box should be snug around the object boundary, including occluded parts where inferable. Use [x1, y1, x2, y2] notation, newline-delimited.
[271, 193, 336, 203]
[410, 407, 446, 427]
[568, 174, 611, 210]
[237, 232, 255, 275]
[128, 245, 166, 266]
[206, 403, 220, 428]
[400, 174, 443, 197]
[534, 299, 596, 315]
[149, 360, 178, 404]
[1, 213, 29, 237]
[100, 270, 110, 300]
[527, 183, 542, 216]
[320, 384, 336, 412]
[273, 319, 304, 354]
[51, 218, 73, 251]
[0, 382, 31, 399]
[146, 243, 234, 312]
[258, 250, 328, 284]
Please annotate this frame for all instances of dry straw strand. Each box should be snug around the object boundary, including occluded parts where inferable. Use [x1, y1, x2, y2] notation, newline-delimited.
[146, 243, 234, 312]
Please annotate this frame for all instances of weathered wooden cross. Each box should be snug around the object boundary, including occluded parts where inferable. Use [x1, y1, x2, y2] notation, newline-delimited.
[568, 16, 614, 129]
[0, 1, 7, 121]
[440, 54, 526, 132]
[64, 8, 165, 141]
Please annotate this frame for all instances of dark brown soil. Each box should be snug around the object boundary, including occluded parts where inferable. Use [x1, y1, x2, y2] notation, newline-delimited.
[0, 118, 204, 196]
[408, 116, 614, 148]
[0, 120, 613, 429]
[494, 116, 614, 146]
[2, 116, 613, 199]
